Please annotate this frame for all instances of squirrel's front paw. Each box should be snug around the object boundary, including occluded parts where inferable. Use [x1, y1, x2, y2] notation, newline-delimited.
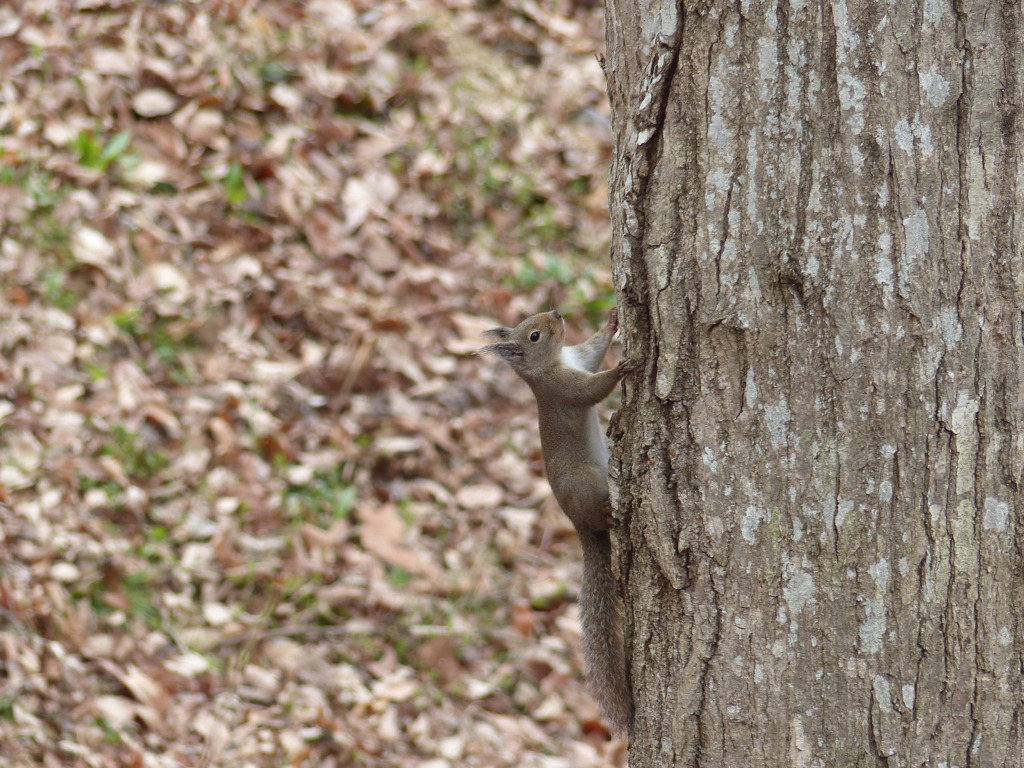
[617, 357, 640, 375]
[606, 306, 620, 335]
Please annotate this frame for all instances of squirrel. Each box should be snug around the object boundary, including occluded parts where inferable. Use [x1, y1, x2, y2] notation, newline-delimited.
[481, 307, 635, 735]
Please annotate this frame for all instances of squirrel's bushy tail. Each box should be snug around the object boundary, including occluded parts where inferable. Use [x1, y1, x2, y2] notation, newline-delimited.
[578, 528, 633, 735]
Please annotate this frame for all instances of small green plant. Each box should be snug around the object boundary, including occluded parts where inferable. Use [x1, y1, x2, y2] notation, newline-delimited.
[452, 592, 503, 620]
[78, 474, 123, 499]
[529, 581, 569, 611]
[509, 254, 575, 291]
[33, 214, 74, 261]
[96, 717, 124, 745]
[503, 255, 616, 327]
[223, 161, 248, 205]
[0, 162, 74, 265]
[40, 268, 80, 312]
[75, 130, 132, 172]
[85, 362, 108, 383]
[391, 633, 412, 666]
[576, 286, 618, 326]
[136, 527, 171, 566]
[259, 60, 294, 84]
[282, 467, 358, 526]
[396, 498, 416, 526]
[0, 160, 63, 207]
[387, 566, 412, 588]
[150, 180, 178, 195]
[151, 321, 196, 386]
[0, 694, 14, 722]
[109, 310, 196, 385]
[82, 568, 161, 629]
[122, 571, 160, 627]
[567, 177, 590, 197]
[99, 425, 170, 482]
[111, 307, 143, 337]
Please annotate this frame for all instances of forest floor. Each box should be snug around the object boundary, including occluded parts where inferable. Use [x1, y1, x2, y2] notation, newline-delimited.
[0, 1, 627, 766]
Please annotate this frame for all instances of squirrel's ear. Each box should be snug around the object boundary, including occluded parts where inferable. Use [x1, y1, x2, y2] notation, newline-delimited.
[479, 341, 524, 362]
[482, 326, 513, 340]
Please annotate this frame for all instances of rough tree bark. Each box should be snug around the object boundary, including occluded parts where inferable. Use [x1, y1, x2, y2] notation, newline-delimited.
[604, 1, 1024, 765]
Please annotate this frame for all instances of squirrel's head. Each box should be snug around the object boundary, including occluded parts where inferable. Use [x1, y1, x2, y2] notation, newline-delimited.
[479, 310, 565, 375]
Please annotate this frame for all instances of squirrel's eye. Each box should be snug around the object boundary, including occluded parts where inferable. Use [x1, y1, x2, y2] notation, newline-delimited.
[529, 331, 541, 342]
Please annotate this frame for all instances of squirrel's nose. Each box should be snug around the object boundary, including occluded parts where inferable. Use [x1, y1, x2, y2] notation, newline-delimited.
[550, 310, 562, 320]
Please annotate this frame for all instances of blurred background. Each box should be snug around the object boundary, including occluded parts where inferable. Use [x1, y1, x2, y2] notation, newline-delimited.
[0, 0, 625, 766]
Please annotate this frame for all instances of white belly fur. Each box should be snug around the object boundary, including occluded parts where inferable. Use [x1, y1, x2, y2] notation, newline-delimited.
[560, 347, 609, 469]
[560, 345, 587, 372]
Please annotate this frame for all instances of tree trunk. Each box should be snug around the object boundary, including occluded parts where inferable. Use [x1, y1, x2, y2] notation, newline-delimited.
[604, 1, 1024, 765]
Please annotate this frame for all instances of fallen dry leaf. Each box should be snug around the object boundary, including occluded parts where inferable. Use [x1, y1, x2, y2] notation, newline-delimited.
[360, 503, 442, 581]
[132, 88, 177, 117]
[455, 483, 504, 510]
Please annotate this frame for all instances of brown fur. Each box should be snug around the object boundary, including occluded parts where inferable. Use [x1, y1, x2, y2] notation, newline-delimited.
[481, 308, 634, 735]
